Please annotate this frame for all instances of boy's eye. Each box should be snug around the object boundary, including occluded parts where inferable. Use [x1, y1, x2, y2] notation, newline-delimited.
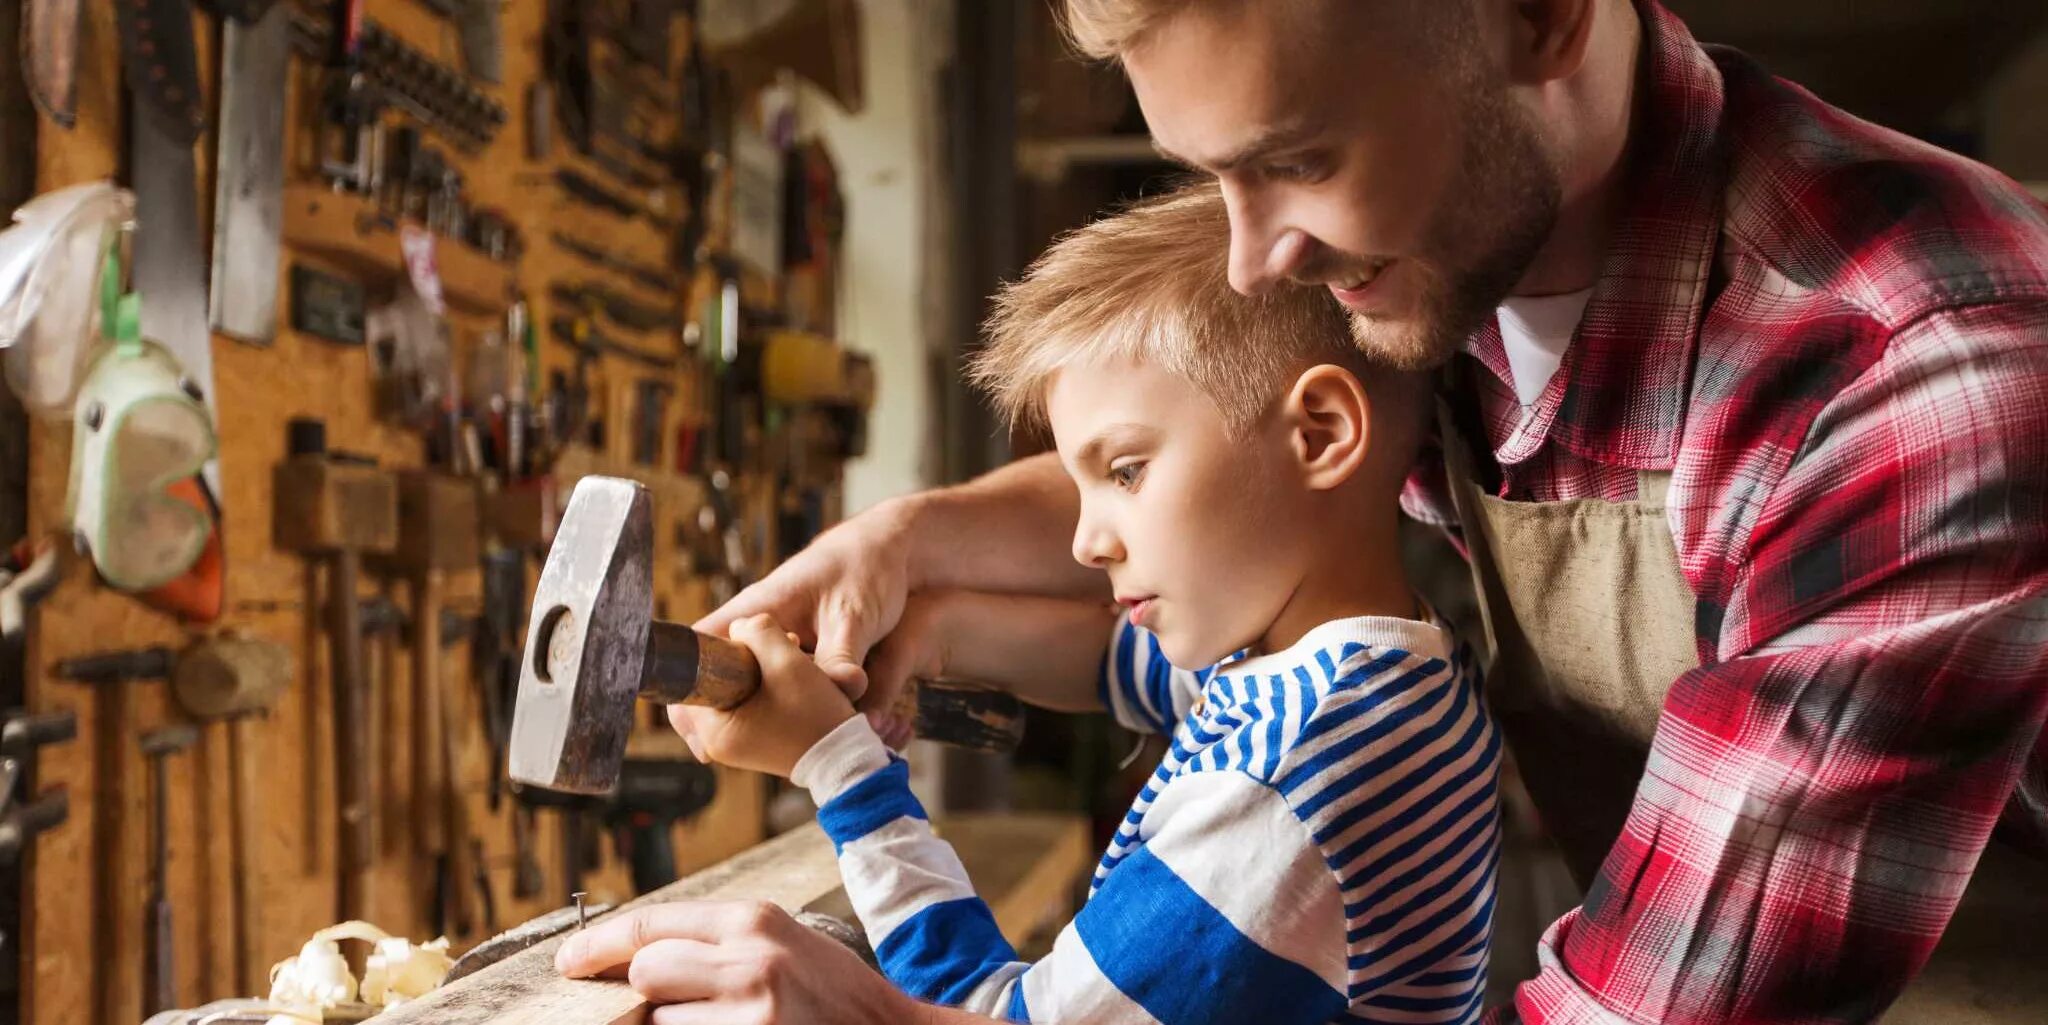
[1109, 462, 1147, 490]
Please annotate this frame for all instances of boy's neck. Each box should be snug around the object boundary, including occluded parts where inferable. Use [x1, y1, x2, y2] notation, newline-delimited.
[1255, 512, 1418, 656]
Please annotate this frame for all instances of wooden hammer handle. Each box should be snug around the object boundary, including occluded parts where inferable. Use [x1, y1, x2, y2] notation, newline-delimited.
[643, 624, 1026, 753]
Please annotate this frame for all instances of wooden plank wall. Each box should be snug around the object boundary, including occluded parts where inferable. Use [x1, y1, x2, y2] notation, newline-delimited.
[20, 2, 788, 1021]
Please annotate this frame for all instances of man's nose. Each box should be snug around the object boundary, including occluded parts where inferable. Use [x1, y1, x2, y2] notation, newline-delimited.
[1225, 194, 1312, 296]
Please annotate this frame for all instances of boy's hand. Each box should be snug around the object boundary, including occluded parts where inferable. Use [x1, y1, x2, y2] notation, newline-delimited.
[667, 614, 858, 778]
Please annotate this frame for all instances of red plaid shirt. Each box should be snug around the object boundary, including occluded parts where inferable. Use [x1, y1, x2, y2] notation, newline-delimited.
[1402, 3, 2048, 1022]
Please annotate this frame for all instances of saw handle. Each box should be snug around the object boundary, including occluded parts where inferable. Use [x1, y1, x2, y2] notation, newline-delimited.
[643, 623, 1026, 754]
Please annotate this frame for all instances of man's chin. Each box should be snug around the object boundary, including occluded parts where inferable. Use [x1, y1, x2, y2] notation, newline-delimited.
[1349, 311, 1464, 372]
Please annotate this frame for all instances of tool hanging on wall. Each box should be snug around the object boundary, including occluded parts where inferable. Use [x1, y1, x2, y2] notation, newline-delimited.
[315, 0, 379, 194]
[209, 0, 294, 346]
[290, 9, 510, 153]
[547, 232, 672, 292]
[116, 0, 205, 145]
[0, 709, 74, 867]
[22, 0, 83, 127]
[548, 314, 678, 371]
[372, 472, 480, 938]
[476, 547, 543, 899]
[0, 702, 69, 1011]
[549, 281, 677, 334]
[141, 723, 199, 1017]
[167, 633, 291, 995]
[609, 758, 716, 894]
[457, 0, 502, 84]
[274, 417, 398, 922]
[120, 1, 230, 624]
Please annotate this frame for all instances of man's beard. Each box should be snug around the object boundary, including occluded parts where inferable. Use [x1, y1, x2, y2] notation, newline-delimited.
[1350, 92, 1564, 371]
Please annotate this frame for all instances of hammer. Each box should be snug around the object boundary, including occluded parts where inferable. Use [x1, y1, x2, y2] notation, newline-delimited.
[510, 477, 1027, 795]
[273, 417, 397, 919]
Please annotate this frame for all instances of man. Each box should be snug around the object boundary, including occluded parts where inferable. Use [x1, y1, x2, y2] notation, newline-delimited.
[557, 1, 2048, 1022]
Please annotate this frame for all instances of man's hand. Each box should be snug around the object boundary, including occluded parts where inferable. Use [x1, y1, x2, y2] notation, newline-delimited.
[860, 591, 956, 749]
[695, 497, 920, 698]
[667, 615, 856, 778]
[554, 900, 915, 1025]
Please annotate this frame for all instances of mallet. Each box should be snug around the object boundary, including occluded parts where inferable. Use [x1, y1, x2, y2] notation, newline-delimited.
[510, 476, 1026, 795]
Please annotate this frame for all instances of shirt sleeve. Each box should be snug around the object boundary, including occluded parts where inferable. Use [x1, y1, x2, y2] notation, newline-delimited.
[1007, 770, 1349, 1025]
[796, 720, 1350, 1024]
[1099, 611, 1210, 735]
[1501, 305, 2048, 1024]
[793, 716, 1024, 1012]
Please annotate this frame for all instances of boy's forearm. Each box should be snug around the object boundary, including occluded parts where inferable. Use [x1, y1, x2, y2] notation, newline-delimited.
[904, 452, 1107, 600]
[931, 591, 1115, 712]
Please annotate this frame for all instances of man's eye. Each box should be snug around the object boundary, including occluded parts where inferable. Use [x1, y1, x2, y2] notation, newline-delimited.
[1264, 159, 1325, 183]
[1109, 462, 1147, 489]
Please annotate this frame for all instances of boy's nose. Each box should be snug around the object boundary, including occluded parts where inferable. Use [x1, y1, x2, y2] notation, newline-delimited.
[1071, 520, 1124, 569]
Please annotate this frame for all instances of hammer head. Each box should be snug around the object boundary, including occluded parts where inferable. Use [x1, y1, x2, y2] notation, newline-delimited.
[509, 477, 654, 794]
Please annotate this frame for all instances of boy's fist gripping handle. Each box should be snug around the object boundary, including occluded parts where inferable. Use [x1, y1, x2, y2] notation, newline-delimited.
[512, 476, 1026, 795]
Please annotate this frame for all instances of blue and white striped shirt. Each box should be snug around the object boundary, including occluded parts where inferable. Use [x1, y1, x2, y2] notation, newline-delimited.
[791, 611, 1502, 1025]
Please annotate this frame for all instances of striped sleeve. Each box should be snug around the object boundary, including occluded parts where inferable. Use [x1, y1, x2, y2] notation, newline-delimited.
[1099, 612, 1209, 735]
[794, 716, 1027, 1015]
[1010, 769, 1348, 1025]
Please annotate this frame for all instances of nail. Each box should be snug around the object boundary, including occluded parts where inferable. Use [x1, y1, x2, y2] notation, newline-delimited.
[573, 891, 588, 930]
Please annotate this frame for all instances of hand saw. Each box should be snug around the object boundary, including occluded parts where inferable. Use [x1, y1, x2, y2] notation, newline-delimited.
[131, 72, 220, 502]
[22, 0, 82, 127]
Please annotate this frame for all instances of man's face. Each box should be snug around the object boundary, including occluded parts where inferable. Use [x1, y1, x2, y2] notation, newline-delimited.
[1046, 359, 1308, 668]
[1126, 0, 1562, 370]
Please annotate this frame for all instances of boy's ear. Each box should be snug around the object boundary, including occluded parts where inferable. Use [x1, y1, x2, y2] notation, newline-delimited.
[1283, 365, 1372, 491]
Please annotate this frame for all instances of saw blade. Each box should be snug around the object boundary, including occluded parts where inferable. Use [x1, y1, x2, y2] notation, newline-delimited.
[208, 4, 292, 346]
[132, 105, 222, 499]
[22, 0, 83, 126]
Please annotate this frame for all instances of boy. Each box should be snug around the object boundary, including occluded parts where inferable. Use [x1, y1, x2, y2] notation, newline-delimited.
[674, 183, 1501, 1025]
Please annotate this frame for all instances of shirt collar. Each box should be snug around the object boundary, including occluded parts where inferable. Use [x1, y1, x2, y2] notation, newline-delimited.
[1472, 0, 1729, 470]
[1211, 612, 1452, 684]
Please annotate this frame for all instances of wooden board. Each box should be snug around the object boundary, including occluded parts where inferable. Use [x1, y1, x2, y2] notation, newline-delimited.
[375, 823, 844, 1025]
[391, 813, 1095, 1023]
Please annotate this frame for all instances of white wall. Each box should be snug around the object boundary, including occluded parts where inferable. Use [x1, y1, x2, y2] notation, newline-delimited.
[801, 0, 946, 513]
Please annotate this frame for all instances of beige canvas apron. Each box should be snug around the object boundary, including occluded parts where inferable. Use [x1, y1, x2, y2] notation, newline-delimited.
[1437, 397, 2047, 1022]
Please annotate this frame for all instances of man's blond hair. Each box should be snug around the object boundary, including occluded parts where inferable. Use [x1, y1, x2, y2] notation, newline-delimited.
[971, 181, 1361, 437]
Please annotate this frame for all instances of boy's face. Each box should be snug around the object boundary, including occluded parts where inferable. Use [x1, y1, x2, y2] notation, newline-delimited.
[1047, 358, 1313, 668]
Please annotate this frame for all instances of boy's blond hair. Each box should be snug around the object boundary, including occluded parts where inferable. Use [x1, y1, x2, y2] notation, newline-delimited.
[972, 181, 1361, 437]
[1058, 0, 1190, 60]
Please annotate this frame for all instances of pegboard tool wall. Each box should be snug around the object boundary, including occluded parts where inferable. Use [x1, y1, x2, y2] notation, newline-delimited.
[21, 2, 808, 1021]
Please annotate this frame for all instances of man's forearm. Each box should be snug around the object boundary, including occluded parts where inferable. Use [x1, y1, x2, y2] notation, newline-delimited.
[933, 591, 1116, 712]
[902, 452, 1106, 599]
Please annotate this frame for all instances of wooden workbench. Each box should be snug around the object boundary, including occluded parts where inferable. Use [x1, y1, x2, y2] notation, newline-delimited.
[379, 812, 1092, 1024]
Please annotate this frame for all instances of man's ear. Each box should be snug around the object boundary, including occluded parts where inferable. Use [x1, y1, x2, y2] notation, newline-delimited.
[1503, 0, 1600, 84]
[1283, 365, 1372, 491]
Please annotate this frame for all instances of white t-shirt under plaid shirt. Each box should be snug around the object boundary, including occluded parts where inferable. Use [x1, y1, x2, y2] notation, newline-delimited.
[792, 610, 1503, 1025]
